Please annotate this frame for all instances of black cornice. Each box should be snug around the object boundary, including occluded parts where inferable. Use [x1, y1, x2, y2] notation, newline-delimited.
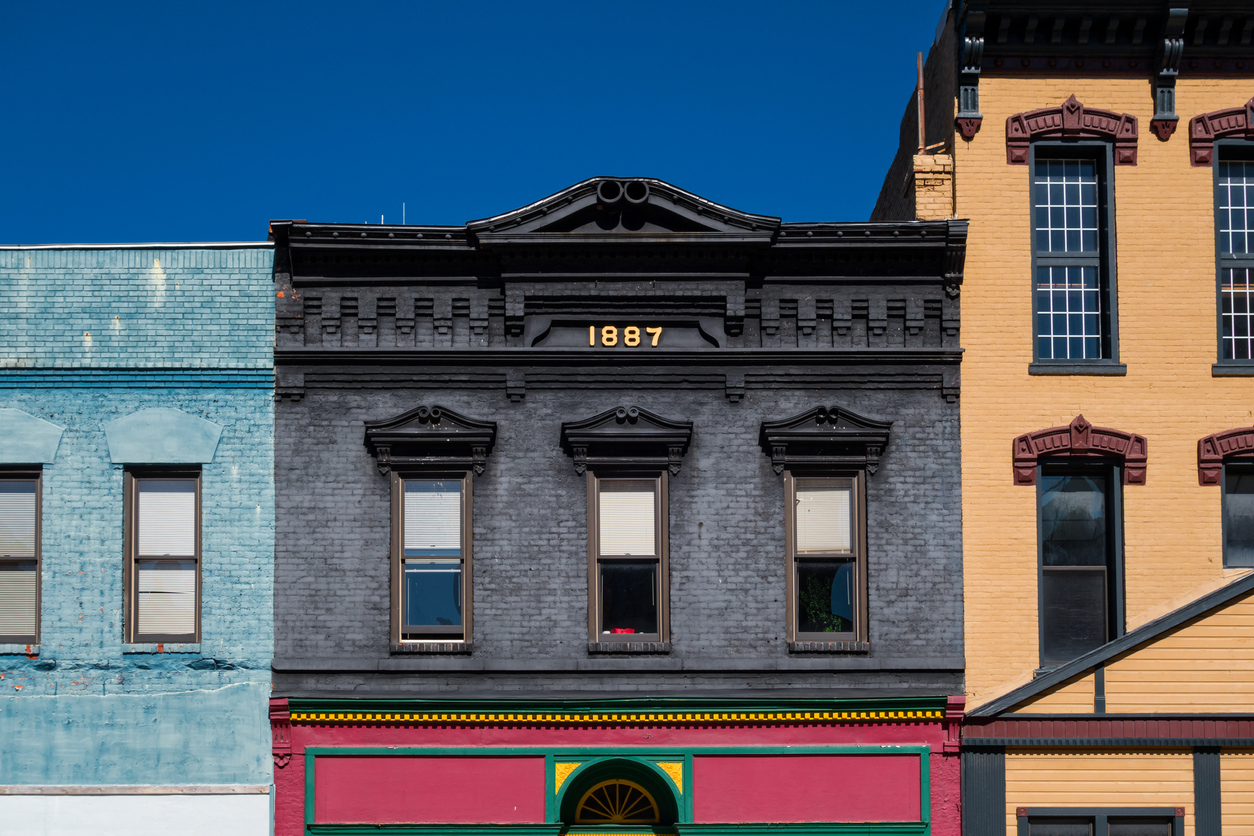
[961, 1, 1254, 69]
[760, 406, 893, 476]
[363, 404, 497, 476]
[275, 348, 965, 368]
[560, 406, 694, 476]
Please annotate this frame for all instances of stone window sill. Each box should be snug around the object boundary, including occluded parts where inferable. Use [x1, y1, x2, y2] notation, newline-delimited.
[0, 644, 38, 656]
[1029, 362, 1127, 376]
[391, 641, 472, 655]
[788, 640, 871, 653]
[122, 643, 201, 655]
[1213, 363, 1254, 377]
[587, 641, 671, 654]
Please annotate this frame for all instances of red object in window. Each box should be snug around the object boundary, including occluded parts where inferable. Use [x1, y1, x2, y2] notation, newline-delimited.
[610, 628, 635, 634]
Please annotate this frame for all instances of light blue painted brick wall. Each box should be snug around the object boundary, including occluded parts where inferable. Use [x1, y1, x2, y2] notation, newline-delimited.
[0, 247, 275, 786]
[0, 247, 274, 369]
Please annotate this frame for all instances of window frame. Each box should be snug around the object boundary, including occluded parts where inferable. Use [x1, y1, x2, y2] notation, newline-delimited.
[1018, 808, 1183, 836]
[1221, 460, 1254, 568]
[784, 469, 868, 645]
[1036, 461, 1125, 668]
[123, 467, 202, 644]
[389, 469, 473, 647]
[1029, 140, 1121, 368]
[0, 467, 42, 645]
[1214, 139, 1254, 366]
[585, 470, 669, 645]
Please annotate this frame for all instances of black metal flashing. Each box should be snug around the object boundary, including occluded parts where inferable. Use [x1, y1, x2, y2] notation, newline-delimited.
[969, 569, 1254, 717]
[962, 749, 1007, 836]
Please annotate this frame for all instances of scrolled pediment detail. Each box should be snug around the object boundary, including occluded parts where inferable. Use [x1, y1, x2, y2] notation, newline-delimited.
[1006, 95, 1139, 166]
[363, 405, 497, 475]
[759, 406, 892, 476]
[560, 406, 693, 475]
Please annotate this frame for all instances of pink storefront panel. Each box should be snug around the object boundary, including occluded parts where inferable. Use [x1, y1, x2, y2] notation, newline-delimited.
[313, 755, 547, 824]
[692, 754, 922, 823]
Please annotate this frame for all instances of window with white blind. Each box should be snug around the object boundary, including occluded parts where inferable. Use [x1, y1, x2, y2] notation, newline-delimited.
[126, 473, 199, 643]
[588, 475, 666, 643]
[785, 473, 866, 643]
[0, 473, 40, 644]
[396, 477, 468, 642]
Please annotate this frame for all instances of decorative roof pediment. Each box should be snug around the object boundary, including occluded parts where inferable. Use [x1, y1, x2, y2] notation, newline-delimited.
[759, 406, 892, 476]
[363, 405, 497, 475]
[560, 406, 693, 476]
[467, 177, 780, 245]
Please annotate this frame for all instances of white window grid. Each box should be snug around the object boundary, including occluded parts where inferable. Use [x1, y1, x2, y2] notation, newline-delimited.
[1034, 159, 1099, 253]
[1220, 160, 1254, 256]
[1037, 266, 1103, 360]
[1223, 268, 1254, 361]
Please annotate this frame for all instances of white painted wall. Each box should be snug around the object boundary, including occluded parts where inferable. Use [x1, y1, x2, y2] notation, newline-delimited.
[1, 793, 271, 836]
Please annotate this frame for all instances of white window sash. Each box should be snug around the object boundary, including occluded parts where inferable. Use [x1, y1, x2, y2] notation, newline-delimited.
[598, 480, 657, 557]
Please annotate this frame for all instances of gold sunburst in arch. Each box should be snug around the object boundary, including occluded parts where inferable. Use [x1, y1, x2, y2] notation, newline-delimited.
[574, 779, 660, 824]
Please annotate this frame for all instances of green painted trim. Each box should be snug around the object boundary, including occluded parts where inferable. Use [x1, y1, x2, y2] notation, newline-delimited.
[288, 696, 947, 715]
[918, 747, 931, 832]
[554, 757, 686, 824]
[684, 754, 694, 823]
[304, 746, 932, 832]
[306, 746, 930, 757]
[307, 826, 562, 836]
[303, 826, 924, 836]
[677, 825, 929, 836]
[305, 750, 316, 827]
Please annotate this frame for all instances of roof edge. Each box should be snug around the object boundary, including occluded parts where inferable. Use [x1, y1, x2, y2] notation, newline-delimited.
[970, 569, 1254, 718]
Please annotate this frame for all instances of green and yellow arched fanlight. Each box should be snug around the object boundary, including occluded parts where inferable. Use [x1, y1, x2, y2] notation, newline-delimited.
[558, 758, 680, 829]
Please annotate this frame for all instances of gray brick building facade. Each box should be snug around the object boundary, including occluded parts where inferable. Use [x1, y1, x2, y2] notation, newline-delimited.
[268, 178, 967, 834]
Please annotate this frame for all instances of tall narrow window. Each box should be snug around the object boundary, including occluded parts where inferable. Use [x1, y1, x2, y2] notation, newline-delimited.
[1033, 153, 1113, 362]
[1039, 465, 1121, 665]
[1223, 463, 1254, 568]
[785, 473, 866, 644]
[589, 475, 666, 643]
[126, 473, 200, 643]
[0, 474, 39, 644]
[396, 477, 468, 643]
[1219, 149, 1254, 361]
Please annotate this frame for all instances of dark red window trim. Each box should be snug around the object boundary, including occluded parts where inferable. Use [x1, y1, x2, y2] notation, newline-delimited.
[1006, 95, 1139, 166]
[1188, 98, 1254, 167]
[1012, 415, 1148, 486]
[1197, 426, 1254, 485]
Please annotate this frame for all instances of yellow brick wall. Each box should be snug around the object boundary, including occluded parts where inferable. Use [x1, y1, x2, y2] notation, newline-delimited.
[1224, 750, 1254, 836]
[1005, 749, 1194, 836]
[954, 75, 1254, 707]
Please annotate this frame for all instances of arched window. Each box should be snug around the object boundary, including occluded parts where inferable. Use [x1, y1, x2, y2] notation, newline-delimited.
[574, 780, 660, 825]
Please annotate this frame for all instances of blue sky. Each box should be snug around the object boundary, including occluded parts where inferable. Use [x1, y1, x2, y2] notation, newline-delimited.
[2, 2, 948, 244]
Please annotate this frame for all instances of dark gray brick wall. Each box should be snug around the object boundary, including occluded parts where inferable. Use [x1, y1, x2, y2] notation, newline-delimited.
[274, 379, 961, 696]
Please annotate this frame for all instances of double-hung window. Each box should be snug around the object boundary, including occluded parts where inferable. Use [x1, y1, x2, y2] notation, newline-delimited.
[393, 475, 470, 645]
[0, 471, 40, 644]
[588, 474, 667, 644]
[785, 473, 866, 644]
[1032, 148, 1116, 365]
[1218, 146, 1254, 361]
[125, 472, 200, 643]
[1038, 464, 1123, 666]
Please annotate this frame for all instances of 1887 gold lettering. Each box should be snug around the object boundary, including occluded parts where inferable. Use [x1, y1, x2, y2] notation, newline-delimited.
[588, 326, 663, 347]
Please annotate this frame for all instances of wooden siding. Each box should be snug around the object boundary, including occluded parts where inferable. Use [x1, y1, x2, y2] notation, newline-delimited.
[1105, 595, 1254, 713]
[1005, 749, 1194, 836]
[1223, 750, 1254, 836]
[1011, 672, 1096, 714]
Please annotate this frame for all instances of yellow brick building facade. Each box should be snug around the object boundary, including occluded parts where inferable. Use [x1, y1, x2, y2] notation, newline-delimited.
[875, 3, 1254, 836]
